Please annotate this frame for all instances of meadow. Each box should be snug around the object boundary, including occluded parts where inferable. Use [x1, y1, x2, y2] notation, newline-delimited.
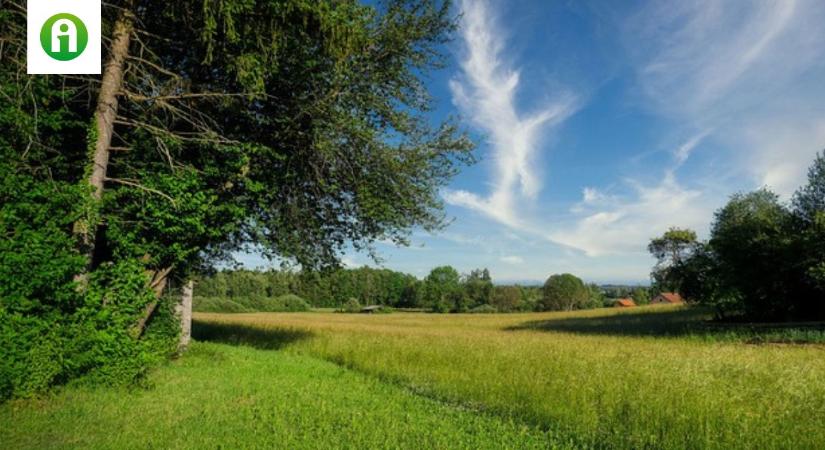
[4, 305, 825, 449]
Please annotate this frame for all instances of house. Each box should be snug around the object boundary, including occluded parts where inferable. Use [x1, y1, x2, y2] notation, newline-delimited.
[360, 305, 384, 313]
[615, 298, 636, 307]
[651, 292, 684, 305]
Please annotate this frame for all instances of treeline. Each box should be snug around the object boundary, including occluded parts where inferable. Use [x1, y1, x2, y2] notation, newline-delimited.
[195, 267, 650, 313]
[650, 153, 825, 321]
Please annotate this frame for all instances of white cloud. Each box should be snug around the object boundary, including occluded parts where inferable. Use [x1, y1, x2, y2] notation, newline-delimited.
[582, 187, 604, 204]
[740, 118, 825, 197]
[500, 255, 524, 265]
[551, 172, 712, 256]
[341, 255, 360, 268]
[435, 0, 825, 282]
[627, 0, 825, 196]
[673, 131, 709, 168]
[444, 0, 577, 228]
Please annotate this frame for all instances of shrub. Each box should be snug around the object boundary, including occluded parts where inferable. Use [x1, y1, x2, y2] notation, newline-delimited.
[0, 171, 178, 400]
[193, 295, 309, 313]
[341, 298, 362, 313]
[0, 261, 179, 401]
[273, 294, 310, 312]
[469, 304, 498, 314]
[193, 297, 252, 313]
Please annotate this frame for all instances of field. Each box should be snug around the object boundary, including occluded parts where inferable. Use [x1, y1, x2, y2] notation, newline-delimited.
[4, 305, 825, 449]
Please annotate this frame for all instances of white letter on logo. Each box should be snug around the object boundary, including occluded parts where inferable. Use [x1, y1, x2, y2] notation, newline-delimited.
[51, 19, 77, 53]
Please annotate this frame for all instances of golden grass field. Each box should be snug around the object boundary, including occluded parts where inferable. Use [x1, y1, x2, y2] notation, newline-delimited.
[194, 305, 825, 449]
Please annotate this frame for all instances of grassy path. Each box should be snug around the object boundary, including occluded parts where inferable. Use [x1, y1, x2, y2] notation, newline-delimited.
[0, 342, 560, 449]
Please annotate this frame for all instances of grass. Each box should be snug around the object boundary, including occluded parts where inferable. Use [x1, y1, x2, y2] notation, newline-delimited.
[0, 342, 559, 449]
[193, 306, 825, 449]
[4, 305, 824, 449]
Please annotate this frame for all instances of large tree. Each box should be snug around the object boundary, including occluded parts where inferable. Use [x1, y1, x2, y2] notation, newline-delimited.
[0, 0, 473, 395]
[540, 273, 589, 312]
[3, 0, 471, 310]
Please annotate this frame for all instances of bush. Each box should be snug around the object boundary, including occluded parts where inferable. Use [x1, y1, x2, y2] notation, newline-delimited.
[0, 261, 179, 401]
[193, 297, 252, 313]
[273, 294, 310, 312]
[193, 294, 310, 313]
[340, 297, 362, 313]
[469, 304, 498, 314]
[0, 171, 178, 400]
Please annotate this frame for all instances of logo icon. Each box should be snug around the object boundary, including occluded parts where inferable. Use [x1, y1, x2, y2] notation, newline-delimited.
[40, 13, 88, 61]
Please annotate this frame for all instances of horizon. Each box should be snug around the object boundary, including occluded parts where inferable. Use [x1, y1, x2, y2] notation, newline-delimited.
[237, 0, 825, 285]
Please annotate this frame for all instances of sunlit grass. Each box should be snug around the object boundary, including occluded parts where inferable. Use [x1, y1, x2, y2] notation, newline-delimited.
[194, 306, 825, 449]
[0, 342, 559, 449]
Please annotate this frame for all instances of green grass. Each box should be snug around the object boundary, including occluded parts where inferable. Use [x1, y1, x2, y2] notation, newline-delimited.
[193, 306, 825, 449]
[4, 305, 825, 449]
[0, 342, 560, 449]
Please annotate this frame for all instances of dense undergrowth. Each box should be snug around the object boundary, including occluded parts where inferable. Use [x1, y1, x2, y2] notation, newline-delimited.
[193, 294, 311, 313]
[0, 169, 178, 401]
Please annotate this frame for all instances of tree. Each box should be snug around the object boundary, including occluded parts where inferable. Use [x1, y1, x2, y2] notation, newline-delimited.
[710, 189, 795, 320]
[793, 151, 825, 224]
[792, 152, 825, 317]
[632, 287, 650, 305]
[399, 280, 424, 308]
[424, 266, 461, 312]
[1, 0, 473, 395]
[540, 274, 590, 311]
[463, 268, 493, 308]
[490, 286, 522, 312]
[587, 283, 607, 308]
[648, 228, 699, 292]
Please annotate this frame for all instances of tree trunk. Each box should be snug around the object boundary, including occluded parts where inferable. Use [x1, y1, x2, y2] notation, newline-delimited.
[131, 266, 173, 338]
[176, 280, 194, 351]
[75, 2, 136, 269]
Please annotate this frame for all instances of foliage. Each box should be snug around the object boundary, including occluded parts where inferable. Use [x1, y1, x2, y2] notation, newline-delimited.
[0, 261, 179, 400]
[196, 268, 589, 313]
[586, 283, 607, 308]
[489, 286, 522, 312]
[468, 304, 498, 314]
[341, 298, 363, 313]
[423, 266, 462, 312]
[631, 287, 650, 305]
[539, 274, 590, 311]
[192, 297, 253, 313]
[1, 0, 473, 398]
[648, 228, 699, 292]
[192, 294, 309, 313]
[648, 153, 825, 320]
[463, 268, 493, 308]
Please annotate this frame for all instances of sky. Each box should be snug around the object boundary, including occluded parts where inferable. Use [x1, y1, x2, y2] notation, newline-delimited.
[238, 0, 825, 284]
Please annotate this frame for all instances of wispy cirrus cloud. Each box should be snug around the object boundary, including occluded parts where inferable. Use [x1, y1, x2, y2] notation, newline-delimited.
[627, 0, 825, 196]
[552, 0, 825, 257]
[443, 0, 577, 229]
[551, 133, 716, 256]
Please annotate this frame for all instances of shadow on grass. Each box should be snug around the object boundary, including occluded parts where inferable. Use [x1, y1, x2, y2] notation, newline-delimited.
[192, 320, 313, 350]
[508, 306, 825, 343]
[507, 307, 714, 337]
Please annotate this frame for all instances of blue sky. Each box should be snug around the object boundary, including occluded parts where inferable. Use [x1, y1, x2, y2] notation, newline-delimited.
[239, 0, 825, 284]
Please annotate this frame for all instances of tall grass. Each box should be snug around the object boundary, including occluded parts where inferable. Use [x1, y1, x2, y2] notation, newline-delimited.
[0, 343, 560, 449]
[195, 306, 825, 449]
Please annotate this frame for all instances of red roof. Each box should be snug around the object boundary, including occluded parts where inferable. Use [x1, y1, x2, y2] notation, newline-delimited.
[654, 292, 684, 304]
[615, 298, 636, 307]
